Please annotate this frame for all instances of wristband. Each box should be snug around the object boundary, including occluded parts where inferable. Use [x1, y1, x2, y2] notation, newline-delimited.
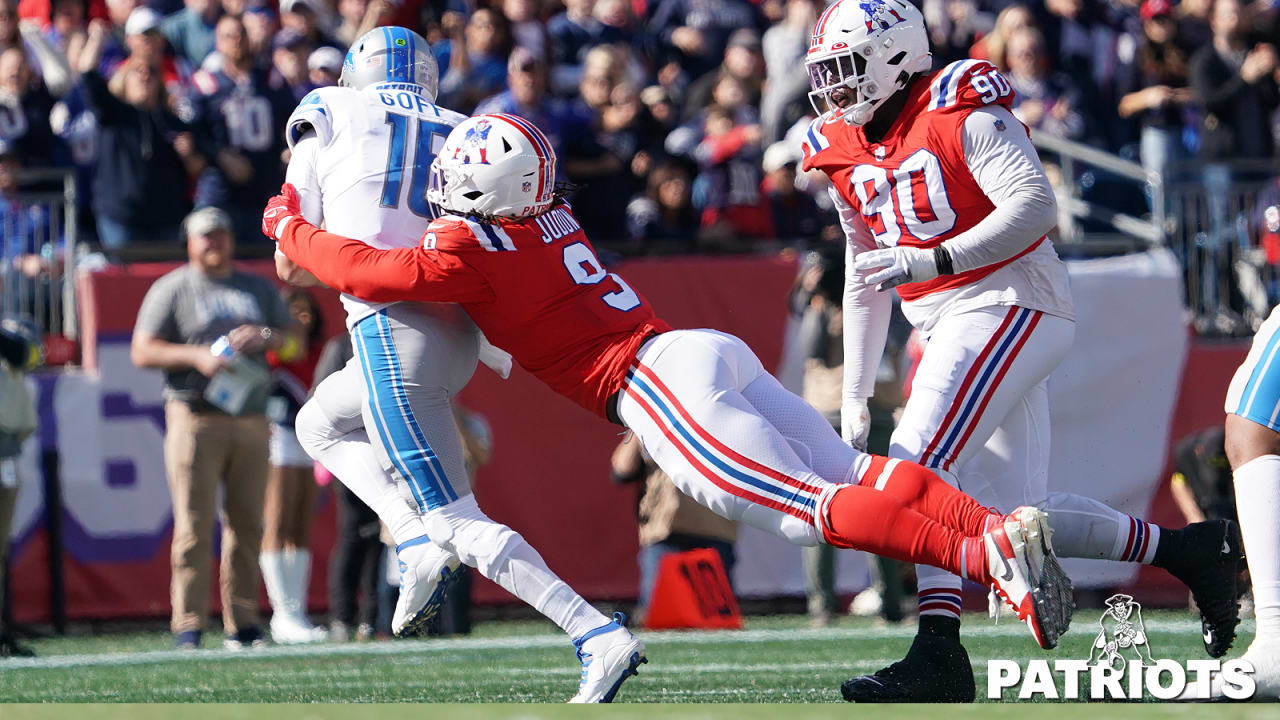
[933, 245, 955, 276]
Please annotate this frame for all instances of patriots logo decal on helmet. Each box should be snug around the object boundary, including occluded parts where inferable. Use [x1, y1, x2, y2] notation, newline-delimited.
[455, 119, 494, 164]
[859, 0, 906, 31]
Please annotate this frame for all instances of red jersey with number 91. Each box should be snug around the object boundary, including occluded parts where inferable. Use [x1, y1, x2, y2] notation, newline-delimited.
[802, 59, 1043, 302]
[275, 200, 672, 417]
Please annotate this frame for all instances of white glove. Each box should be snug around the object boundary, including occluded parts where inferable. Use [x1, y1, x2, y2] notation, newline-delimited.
[841, 397, 871, 451]
[852, 246, 939, 291]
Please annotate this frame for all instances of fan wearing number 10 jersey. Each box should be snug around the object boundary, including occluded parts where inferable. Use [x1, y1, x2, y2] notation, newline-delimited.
[267, 111, 1089, 668]
[804, 0, 1243, 703]
[277, 30, 644, 701]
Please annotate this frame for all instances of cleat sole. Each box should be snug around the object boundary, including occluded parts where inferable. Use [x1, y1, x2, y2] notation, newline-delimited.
[393, 564, 464, 639]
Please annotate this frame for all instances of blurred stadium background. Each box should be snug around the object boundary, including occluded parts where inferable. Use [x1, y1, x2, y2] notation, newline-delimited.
[0, 0, 1276, 703]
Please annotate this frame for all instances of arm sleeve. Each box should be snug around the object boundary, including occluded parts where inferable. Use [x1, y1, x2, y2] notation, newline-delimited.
[942, 106, 1058, 274]
[284, 132, 324, 226]
[831, 185, 891, 401]
[276, 219, 495, 305]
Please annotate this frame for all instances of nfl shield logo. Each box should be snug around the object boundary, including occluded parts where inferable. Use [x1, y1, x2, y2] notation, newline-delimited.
[994, 118, 1006, 131]
[522, 181, 532, 192]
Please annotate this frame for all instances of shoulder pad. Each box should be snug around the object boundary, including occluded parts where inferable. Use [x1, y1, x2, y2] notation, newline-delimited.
[286, 87, 341, 149]
[926, 59, 1013, 113]
[800, 116, 835, 172]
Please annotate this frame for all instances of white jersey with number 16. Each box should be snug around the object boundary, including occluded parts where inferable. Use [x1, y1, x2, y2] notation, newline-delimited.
[284, 83, 468, 327]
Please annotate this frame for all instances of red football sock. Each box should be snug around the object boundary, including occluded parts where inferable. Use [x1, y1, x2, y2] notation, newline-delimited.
[858, 456, 1000, 536]
[823, 484, 990, 585]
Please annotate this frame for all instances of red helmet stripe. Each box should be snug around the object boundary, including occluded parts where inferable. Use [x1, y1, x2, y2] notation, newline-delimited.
[493, 113, 553, 204]
[813, 1, 842, 42]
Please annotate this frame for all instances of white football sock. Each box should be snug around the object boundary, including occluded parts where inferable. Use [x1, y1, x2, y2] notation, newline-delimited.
[426, 495, 609, 639]
[295, 405, 427, 546]
[1040, 492, 1159, 564]
[1234, 455, 1280, 641]
[260, 550, 288, 617]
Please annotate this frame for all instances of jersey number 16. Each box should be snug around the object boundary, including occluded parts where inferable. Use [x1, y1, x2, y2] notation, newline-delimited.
[381, 111, 450, 219]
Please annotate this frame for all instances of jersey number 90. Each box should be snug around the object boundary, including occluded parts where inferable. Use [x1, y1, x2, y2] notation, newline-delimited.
[850, 149, 957, 246]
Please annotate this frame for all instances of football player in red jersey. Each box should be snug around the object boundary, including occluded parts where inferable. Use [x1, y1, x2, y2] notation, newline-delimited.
[804, 0, 1242, 702]
[265, 112, 1080, 658]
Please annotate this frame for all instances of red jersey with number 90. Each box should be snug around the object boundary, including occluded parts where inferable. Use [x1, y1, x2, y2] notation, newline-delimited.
[801, 59, 1043, 302]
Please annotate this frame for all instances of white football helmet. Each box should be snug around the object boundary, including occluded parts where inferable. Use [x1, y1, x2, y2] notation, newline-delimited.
[427, 114, 557, 219]
[805, 0, 932, 126]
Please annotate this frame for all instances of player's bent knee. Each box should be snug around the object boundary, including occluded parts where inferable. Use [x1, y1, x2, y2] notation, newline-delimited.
[1225, 412, 1280, 470]
[293, 400, 338, 456]
[422, 494, 521, 575]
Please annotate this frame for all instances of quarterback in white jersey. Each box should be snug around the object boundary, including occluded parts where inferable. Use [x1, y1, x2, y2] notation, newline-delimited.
[276, 28, 640, 702]
[805, 0, 1243, 702]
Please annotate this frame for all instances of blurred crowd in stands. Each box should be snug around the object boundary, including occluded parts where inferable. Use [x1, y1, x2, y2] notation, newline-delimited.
[0, 0, 1277, 258]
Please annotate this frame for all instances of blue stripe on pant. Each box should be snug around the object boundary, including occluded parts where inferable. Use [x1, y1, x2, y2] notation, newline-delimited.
[354, 311, 457, 510]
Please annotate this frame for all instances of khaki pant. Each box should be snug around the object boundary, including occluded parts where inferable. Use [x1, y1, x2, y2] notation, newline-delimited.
[164, 401, 269, 635]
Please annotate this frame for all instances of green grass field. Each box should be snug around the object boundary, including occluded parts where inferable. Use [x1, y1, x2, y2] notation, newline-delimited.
[0, 610, 1268, 710]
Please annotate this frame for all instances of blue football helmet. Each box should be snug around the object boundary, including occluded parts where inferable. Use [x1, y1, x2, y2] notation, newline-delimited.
[340, 26, 438, 100]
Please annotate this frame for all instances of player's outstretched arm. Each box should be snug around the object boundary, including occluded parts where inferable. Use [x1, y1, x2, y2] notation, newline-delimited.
[265, 185, 493, 305]
[832, 188, 891, 451]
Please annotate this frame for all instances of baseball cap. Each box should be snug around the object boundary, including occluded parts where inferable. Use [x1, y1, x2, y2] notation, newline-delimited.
[280, 0, 322, 14]
[727, 28, 761, 52]
[125, 6, 162, 36]
[508, 46, 544, 73]
[1140, 0, 1172, 20]
[272, 28, 307, 51]
[184, 207, 233, 238]
[762, 141, 799, 173]
[308, 46, 343, 72]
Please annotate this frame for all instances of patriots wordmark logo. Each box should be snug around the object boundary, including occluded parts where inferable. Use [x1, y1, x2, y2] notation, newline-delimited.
[454, 120, 493, 164]
[860, 0, 906, 32]
[1090, 594, 1152, 671]
[988, 592, 1257, 700]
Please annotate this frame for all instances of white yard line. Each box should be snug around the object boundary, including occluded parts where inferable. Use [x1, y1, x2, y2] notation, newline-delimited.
[0, 617, 1235, 672]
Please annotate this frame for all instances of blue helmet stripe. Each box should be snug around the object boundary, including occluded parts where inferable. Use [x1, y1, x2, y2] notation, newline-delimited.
[381, 26, 393, 82]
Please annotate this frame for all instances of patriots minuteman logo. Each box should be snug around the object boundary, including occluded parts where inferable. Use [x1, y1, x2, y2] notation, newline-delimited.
[859, 0, 906, 31]
[454, 119, 493, 164]
[1090, 594, 1154, 671]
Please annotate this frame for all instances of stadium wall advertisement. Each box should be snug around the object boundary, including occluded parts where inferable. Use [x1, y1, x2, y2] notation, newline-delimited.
[5, 249, 1243, 622]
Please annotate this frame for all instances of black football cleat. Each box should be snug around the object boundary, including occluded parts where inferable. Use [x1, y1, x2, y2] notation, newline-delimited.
[1157, 519, 1244, 658]
[840, 633, 976, 703]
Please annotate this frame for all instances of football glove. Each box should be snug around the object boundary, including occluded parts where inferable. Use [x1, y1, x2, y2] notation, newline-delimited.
[262, 183, 301, 241]
[852, 245, 953, 291]
[841, 398, 871, 451]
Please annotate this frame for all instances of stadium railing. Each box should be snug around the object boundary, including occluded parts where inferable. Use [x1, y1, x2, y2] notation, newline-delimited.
[1032, 132, 1280, 336]
[4, 168, 79, 351]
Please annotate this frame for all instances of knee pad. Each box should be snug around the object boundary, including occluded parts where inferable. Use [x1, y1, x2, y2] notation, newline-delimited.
[423, 494, 521, 576]
[293, 400, 332, 456]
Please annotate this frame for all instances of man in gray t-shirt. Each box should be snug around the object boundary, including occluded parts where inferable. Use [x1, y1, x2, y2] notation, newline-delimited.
[131, 206, 295, 650]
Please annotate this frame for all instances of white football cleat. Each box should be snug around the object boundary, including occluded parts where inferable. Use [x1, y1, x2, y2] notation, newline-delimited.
[986, 506, 1074, 649]
[270, 613, 328, 644]
[1182, 640, 1280, 700]
[568, 613, 647, 703]
[391, 535, 463, 638]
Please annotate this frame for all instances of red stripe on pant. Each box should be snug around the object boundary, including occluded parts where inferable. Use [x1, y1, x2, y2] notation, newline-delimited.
[939, 310, 1042, 472]
[919, 307, 1020, 468]
[633, 363, 823, 496]
[626, 383, 814, 526]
